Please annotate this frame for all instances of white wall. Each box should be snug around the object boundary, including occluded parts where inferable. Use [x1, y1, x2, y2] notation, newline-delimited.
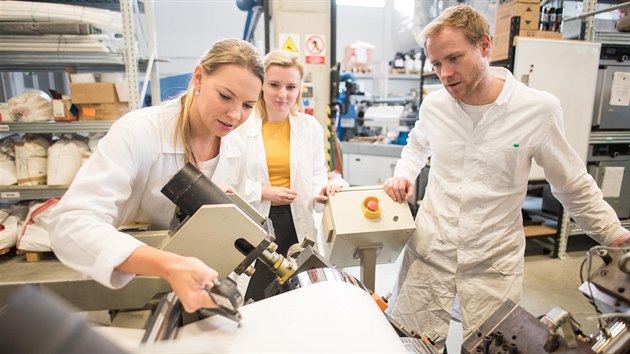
[336, 3, 416, 73]
[148, 2, 420, 78]
[152, 1, 248, 77]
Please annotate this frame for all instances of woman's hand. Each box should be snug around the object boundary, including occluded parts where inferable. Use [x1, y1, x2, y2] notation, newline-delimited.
[262, 186, 298, 205]
[314, 184, 342, 204]
[221, 184, 236, 194]
[163, 255, 220, 313]
[115, 246, 219, 313]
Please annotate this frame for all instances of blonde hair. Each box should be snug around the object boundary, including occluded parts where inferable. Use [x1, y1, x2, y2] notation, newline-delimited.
[174, 39, 264, 166]
[256, 50, 305, 122]
[421, 5, 490, 47]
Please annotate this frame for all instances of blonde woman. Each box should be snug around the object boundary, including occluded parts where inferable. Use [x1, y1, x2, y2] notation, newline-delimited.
[239, 50, 340, 301]
[48, 39, 264, 313]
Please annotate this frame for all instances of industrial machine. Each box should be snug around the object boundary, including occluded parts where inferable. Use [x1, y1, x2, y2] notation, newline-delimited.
[321, 185, 416, 291]
[462, 245, 630, 354]
[592, 45, 630, 131]
[0, 162, 436, 353]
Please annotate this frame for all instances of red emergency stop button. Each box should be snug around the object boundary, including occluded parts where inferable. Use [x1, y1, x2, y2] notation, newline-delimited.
[362, 196, 382, 219]
[366, 199, 378, 212]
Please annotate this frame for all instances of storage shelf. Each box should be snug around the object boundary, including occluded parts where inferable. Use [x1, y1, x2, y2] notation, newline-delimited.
[354, 73, 422, 81]
[593, 32, 630, 46]
[590, 131, 630, 144]
[524, 196, 630, 238]
[0, 52, 151, 72]
[0, 185, 67, 200]
[0, 121, 114, 134]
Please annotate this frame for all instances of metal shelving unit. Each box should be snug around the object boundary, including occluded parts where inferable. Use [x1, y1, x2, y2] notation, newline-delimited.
[590, 131, 630, 144]
[0, 185, 68, 200]
[0, 0, 159, 203]
[0, 52, 150, 72]
[0, 121, 114, 134]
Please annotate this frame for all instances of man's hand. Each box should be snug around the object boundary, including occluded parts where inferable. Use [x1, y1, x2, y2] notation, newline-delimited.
[383, 176, 414, 203]
[610, 231, 630, 247]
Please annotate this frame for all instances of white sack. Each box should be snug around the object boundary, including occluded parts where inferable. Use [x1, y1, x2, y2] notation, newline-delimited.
[16, 199, 59, 253]
[8, 90, 53, 122]
[15, 135, 50, 186]
[47, 138, 89, 185]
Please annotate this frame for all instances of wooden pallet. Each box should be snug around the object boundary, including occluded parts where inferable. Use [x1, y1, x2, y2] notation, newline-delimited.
[524, 225, 557, 238]
[16, 249, 52, 262]
[0, 247, 12, 256]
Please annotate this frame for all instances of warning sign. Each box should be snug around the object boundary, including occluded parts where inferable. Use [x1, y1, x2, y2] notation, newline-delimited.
[279, 33, 300, 53]
[305, 34, 326, 65]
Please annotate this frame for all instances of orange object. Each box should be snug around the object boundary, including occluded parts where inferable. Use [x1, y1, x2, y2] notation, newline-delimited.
[371, 292, 388, 311]
[362, 196, 381, 219]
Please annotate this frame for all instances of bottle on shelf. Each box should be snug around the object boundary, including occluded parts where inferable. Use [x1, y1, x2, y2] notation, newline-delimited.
[539, 7, 549, 31]
[548, 7, 556, 32]
[555, 7, 563, 33]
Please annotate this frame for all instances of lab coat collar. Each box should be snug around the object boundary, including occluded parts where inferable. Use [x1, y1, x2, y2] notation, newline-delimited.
[242, 113, 263, 138]
[445, 66, 515, 106]
[242, 111, 298, 137]
[160, 98, 185, 155]
[218, 131, 245, 158]
[491, 67, 515, 106]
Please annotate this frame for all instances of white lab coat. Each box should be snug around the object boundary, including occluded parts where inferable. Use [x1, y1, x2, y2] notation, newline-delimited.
[238, 111, 328, 243]
[388, 67, 628, 341]
[47, 99, 247, 289]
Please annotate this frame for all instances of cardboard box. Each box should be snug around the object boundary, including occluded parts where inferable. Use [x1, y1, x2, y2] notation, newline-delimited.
[69, 82, 129, 121]
[495, 0, 540, 38]
[52, 96, 78, 122]
[491, 30, 562, 62]
[343, 44, 373, 73]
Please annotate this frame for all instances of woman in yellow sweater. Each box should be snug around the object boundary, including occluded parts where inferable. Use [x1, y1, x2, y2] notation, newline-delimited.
[239, 50, 340, 301]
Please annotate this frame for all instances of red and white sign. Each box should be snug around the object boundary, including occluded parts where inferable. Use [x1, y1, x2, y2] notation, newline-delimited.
[305, 34, 326, 65]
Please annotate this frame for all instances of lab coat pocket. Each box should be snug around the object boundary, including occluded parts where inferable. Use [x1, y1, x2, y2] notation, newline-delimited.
[482, 145, 532, 192]
[490, 220, 524, 276]
[411, 212, 437, 259]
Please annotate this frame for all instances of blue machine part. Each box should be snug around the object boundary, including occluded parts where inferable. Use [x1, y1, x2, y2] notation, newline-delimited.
[336, 72, 359, 139]
[143, 73, 192, 106]
[236, 0, 263, 43]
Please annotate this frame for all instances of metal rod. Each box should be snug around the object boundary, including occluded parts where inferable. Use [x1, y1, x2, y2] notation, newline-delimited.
[263, 0, 270, 54]
[564, 1, 630, 22]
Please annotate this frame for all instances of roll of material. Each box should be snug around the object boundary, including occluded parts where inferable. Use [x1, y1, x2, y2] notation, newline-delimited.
[8, 90, 53, 122]
[15, 135, 50, 186]
[47, 137, 89, 186]
[281, 267, 368, 293]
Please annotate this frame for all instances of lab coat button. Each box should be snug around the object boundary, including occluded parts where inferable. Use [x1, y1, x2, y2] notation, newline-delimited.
[464, 178, 470, 184]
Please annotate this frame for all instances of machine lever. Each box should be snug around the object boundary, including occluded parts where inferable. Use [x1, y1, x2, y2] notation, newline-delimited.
[199, 279, 243, 326]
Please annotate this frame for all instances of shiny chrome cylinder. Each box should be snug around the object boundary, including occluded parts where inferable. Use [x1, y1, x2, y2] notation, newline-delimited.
[141, 292, 182, 344]
[280, 267, 367, 293]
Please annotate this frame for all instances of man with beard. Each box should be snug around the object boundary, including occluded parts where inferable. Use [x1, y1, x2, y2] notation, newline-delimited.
[383, 4, 630, 349]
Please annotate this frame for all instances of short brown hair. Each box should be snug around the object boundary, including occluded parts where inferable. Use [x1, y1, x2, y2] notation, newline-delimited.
[421, 5, 490, 46]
